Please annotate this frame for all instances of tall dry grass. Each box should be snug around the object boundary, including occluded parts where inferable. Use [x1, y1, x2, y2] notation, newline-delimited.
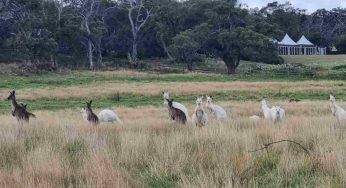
[0, 101, 344, 187]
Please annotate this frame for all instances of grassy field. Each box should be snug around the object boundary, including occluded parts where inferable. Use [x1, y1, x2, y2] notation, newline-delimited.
[0, 56, 346, 187]
[283, 55, 346, 69]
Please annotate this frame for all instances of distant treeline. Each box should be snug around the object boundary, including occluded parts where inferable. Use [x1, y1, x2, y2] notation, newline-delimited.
[0, 0, 345, 73]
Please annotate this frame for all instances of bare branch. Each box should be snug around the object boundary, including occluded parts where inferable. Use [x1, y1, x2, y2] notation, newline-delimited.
[248, 139, 310, 156]
[137, 7, 152, 31]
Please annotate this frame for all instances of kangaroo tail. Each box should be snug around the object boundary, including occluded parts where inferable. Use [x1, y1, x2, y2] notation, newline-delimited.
[115, 115, 123, 124]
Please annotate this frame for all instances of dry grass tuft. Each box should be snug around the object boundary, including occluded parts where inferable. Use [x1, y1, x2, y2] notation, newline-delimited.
[0, 99, 344, 187]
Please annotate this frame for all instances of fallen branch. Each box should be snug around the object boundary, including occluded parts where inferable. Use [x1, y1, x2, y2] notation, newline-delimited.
[248, 139, 310, 156]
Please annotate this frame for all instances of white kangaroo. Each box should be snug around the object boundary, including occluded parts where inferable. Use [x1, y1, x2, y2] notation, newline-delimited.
[329, 95, 346, 124]
[192, 96, 208, 127]
[261, 99, 285, 123]
[81, 108, 122, 124]
[205, 96, 228, 121]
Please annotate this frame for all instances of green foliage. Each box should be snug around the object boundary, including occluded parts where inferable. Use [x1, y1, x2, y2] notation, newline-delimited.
[0, 143, 25, 169]
[216, 27, 283, 73]
[335, 34, 346, 53]
[261, 1, 306, 40]
[0, 0, 343, 70]
[254, 152, 280, 175]
[332, 65, 346, 71]
[65, 139, 88, 170]
[308, 32, 328, 47]
[168, 23, 211, 70]
[143, 172, 179, 188]
[169, 30, 201, 70]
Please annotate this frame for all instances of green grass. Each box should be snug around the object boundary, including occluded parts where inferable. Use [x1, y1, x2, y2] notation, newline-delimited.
[283, 55, 346, 69]
[0, 72, 119, 90]
[1, 70, 346, 91]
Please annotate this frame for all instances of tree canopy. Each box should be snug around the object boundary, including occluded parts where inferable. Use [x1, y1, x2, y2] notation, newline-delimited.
[0, 0, 345, 73]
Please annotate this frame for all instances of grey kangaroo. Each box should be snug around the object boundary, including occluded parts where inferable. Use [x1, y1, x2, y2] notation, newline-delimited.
[86, 100, 99, 126]
[166, 99, 187, 124]
[7, 90, 35, 123]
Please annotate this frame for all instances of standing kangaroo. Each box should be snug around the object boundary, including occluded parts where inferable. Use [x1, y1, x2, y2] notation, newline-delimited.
[192, 96, 208, 127]
[7, 90, 36, 123]
[86, 100, 99, 126]
[166, 99, 187, 124]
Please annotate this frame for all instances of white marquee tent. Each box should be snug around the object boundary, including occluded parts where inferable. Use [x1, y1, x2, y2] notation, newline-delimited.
[277, 34, 326, 55]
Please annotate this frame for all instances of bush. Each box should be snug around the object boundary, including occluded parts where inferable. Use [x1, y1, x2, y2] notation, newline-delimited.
[335, 34, 346, 53]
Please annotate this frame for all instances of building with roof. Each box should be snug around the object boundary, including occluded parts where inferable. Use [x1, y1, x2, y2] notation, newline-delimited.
[276, 34, 327, 55]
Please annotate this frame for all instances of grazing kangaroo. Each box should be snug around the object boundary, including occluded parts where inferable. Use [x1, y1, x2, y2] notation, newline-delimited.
[85, 100, 99, 126]
[166, 99, 187, 124]
[7, 90, 35, 123]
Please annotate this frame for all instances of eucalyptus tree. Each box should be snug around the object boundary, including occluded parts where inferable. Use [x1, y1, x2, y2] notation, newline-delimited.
[122, 0, 152, 68]
[66, 0, 108, 69]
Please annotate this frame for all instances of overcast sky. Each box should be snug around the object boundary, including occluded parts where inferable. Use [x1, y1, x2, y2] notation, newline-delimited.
[239, 0, 346, 12]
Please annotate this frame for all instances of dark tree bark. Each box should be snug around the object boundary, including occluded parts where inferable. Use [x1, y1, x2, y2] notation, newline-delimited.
[223, 55, 240, 75]
[187, 62, 193, 71]
[226, 63, 236, 74]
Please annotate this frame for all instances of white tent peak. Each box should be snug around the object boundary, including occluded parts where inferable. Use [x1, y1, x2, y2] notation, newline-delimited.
[297, 35, 314, 46]
[278, 34, 297, 46]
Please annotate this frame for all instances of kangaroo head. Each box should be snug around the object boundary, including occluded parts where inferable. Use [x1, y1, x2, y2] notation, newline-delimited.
[261, 99, 267, 106]
[163, 91, 170, 99]
[275, 106, 281, 115]
[196, 96, 204, 106]
[166, 99, 174, 107]
[163, 91, 170, 104]
[330, 95, 336, 103]
[206, 96, 212, 103]
[86, 100, 93, 109]
[7, 90, 15, 101]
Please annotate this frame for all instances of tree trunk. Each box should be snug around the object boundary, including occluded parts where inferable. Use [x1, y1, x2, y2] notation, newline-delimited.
[97, 38, 102, 64]
[226, 63, 236, 74]
[132, 40, 138, 67]
[88, 39, 94, 70]
[160, 34, 174, 62]
[187, 62, 193, 71]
